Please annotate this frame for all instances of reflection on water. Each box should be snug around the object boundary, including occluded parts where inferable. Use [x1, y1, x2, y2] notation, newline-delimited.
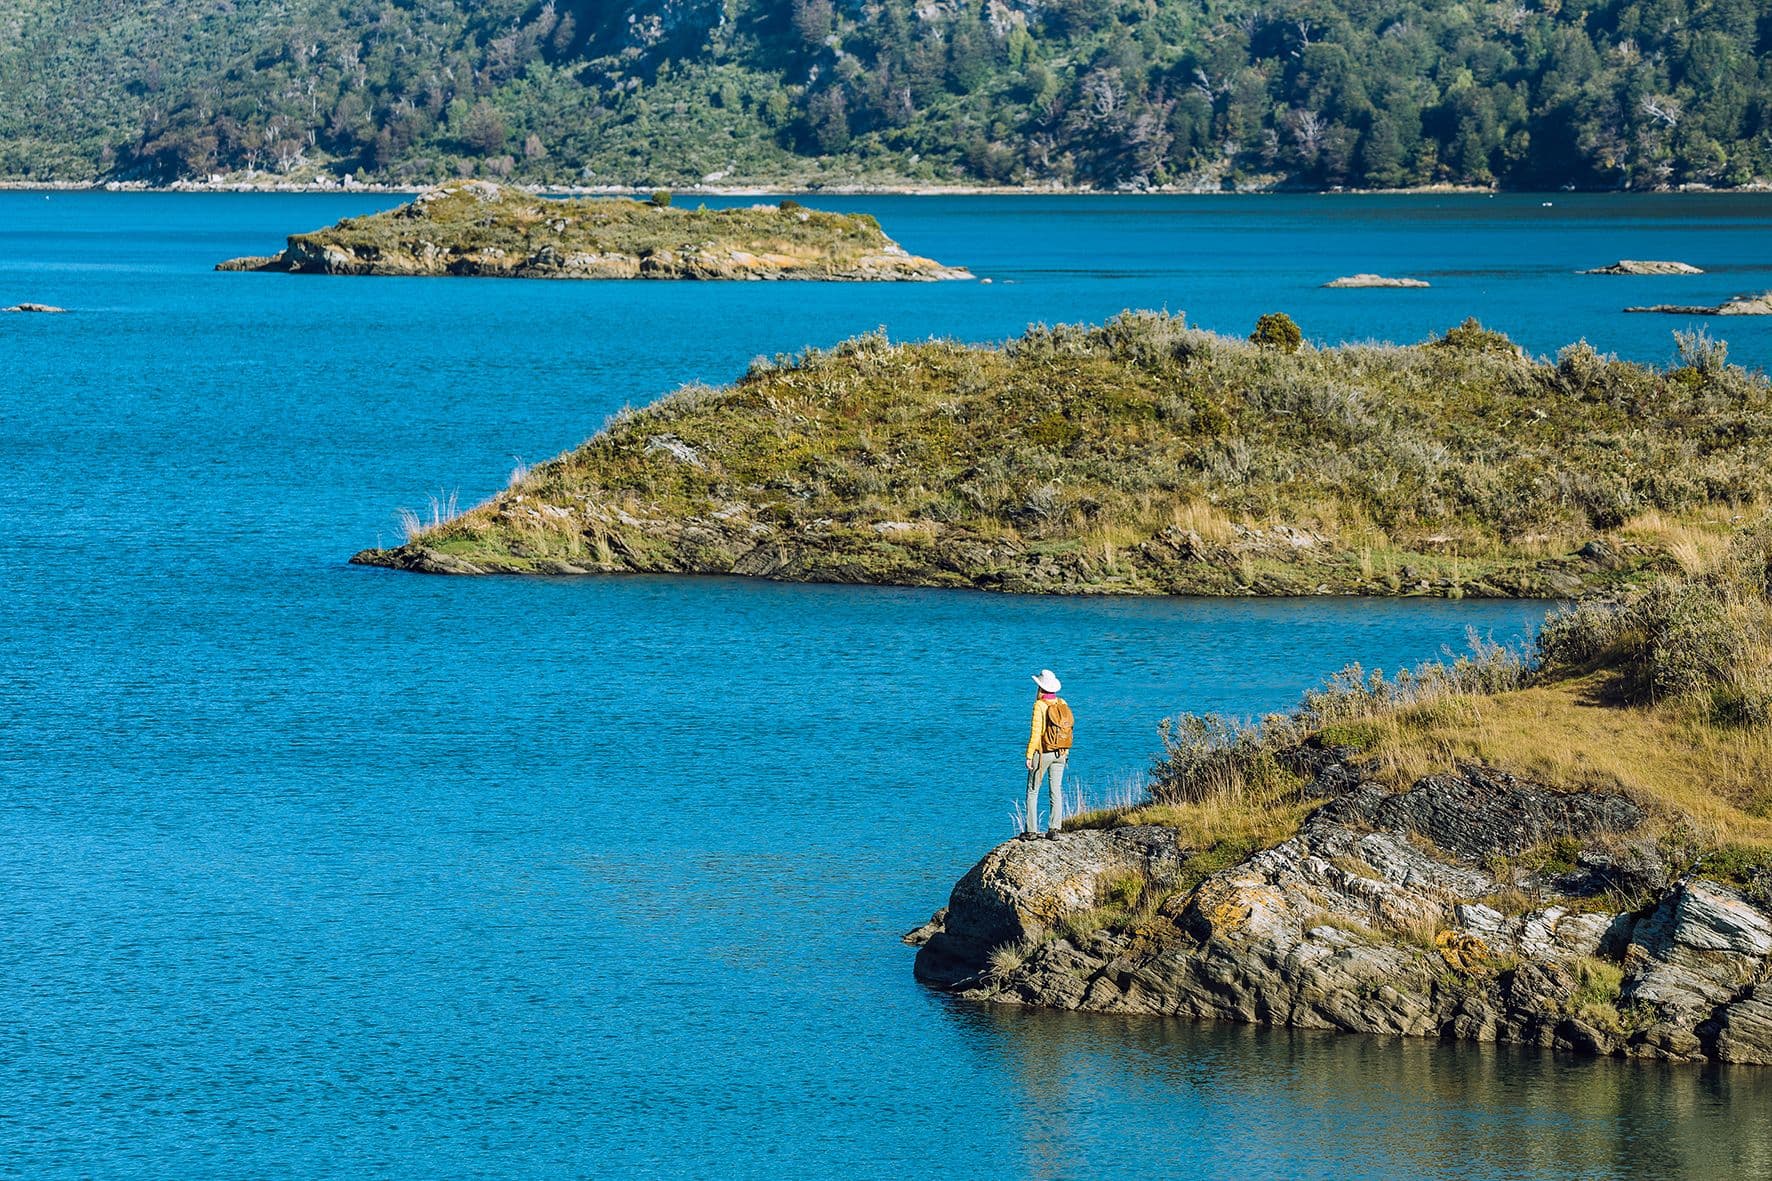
[956, 1003, 1772, 1179]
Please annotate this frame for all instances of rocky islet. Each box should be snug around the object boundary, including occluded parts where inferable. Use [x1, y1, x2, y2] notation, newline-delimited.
[1626, 292, 1772, 316]
[1323, 273, 1430, 288]
[1581, 260, 1705, 275]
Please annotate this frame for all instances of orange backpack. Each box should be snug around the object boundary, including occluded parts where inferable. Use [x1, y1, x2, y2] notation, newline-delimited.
[1042, 698, 1074, 751]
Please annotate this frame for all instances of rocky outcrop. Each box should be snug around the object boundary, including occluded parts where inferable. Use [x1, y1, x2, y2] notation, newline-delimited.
[1323, 274, 1430, 288]
[1581, 260, 1703, 275]
[1626, 292, 1772, 315]
[217, 181, 970, 281]
[3, 302, 67, 312]
[909, 762, 1772, 1063]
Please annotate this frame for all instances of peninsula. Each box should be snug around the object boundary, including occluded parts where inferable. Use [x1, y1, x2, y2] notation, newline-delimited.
[353, 312, 1772, 599]
[217, 182, 969, 281]
[909, 526, 1772, 1064]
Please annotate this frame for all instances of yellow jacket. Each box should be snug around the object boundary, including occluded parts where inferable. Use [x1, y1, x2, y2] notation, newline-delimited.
[1027, 696, 1069, 759]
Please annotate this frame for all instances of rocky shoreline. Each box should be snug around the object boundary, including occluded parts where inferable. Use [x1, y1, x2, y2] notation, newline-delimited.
[217, 181, 970, 281]
[908, 758, 1772, 1064]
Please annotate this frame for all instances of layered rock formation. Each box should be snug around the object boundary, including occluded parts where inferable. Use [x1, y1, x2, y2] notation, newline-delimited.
[909, 761, 1772, 1063]
[217, 181, 970, 281]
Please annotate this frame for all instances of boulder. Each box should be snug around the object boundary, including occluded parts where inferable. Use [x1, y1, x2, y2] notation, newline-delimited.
[911, 825, 1189, 986]
[1623, 881, 1772, 1011]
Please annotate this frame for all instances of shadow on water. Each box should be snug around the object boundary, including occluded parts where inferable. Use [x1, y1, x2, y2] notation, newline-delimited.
[943, 1002, 1772, 1180]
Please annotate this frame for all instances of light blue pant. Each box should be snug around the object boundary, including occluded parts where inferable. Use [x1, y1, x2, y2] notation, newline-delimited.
[1026, 750, 1068, 834]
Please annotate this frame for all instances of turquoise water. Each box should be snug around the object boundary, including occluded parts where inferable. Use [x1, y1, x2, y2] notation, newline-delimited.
[4, 193, 1771, 1179]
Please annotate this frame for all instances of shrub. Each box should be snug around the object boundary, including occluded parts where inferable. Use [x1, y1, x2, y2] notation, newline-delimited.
[1674, 327, 1728, 377]
[1538, 525, 1772, 723]
[1152, 712, 1303, 804]
[1568, 956, 1627, 1032]
[1555, 340, 1609, 392]
[1150, 634, 1532, 805]
[1249, 311, 1303, 353]
[649, 189, 672, 207]
[1433, 317, 1519, 356]
[778, 198, 803, 212]
[987, 934, 1049, 975]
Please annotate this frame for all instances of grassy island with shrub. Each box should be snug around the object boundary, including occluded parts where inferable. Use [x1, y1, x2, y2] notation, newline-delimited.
[355, 310, 1771, 599]
[218, 182, 969, 281]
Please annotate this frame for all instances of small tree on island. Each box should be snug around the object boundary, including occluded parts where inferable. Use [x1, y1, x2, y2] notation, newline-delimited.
[1250, 312, 1303, 353]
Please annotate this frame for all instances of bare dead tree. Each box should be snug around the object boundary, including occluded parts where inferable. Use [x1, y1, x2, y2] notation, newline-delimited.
[1191, 67, 1228, 103]
[1642, 96, 1682, 128]
[1083, 69, 1127, 124]
[1285, 107, 1327, 159]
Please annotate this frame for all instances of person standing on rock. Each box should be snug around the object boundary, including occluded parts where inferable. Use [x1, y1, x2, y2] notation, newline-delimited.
[1023, 670, 1074, 839]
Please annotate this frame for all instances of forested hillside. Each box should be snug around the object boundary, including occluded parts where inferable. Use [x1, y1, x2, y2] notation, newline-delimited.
[2, 0, 1769, 189]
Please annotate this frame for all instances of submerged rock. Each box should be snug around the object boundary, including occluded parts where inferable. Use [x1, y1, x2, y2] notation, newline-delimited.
[1581, 260, 1703, 275]
[1323, 273, 1430, 288]
[911, 762, 1772, 1063]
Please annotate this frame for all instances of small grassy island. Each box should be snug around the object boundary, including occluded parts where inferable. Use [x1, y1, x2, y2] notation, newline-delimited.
[355, 311, 1771, 599]
[911, 531, 1772, 1062]
[218, 182, 969, 281]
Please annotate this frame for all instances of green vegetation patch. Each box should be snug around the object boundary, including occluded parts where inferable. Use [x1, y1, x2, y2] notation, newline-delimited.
[292, 182, 894, 261]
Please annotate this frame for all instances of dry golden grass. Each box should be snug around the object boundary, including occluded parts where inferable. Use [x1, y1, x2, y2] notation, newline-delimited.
[1169, 500, 1240, 544]
[1618, 507, 1745, 574]
[1068, 792, 1319, 851]
[1355, 673, 1772, 850]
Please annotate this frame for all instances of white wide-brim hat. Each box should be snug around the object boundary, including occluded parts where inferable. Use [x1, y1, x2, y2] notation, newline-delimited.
[1032, 669, 1062, 693]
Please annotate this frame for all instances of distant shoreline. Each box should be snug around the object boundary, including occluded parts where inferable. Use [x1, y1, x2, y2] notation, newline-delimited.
[5, 178, 1770, 198]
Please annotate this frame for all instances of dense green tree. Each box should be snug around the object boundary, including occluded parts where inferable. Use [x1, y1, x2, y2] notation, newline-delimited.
[1, 0, 1767, 189]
